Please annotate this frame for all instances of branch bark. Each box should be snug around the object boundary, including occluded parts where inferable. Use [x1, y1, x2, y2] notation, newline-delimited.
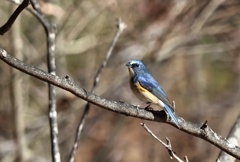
[217, 115, 240, 162]
[0, 48, 240, 160]
[3, 0, 61, 161]
[27, 0, 60, 161]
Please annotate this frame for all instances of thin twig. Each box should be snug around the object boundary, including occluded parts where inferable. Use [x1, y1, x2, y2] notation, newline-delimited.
[140, 123, 187, 162]
[47, 27, 60, 162]
[27, 1, 60, 162]
[68, 18, 126, 162]
[1, 49, 240, 160]
[0, 0, 29, 35]
[91, 18, 126, 92]
[29, 0, 43, 15]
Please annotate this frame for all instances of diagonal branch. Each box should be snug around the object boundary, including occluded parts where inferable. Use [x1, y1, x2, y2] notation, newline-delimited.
[141, 123, 188, 162]
[0, 0, 29, 35]
[68, 18, 126, 162]
[0, 48, 240, 160]
[217, 115, 240, 162]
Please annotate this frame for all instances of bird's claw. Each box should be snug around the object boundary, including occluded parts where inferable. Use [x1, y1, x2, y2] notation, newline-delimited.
[145, 105, 154, 111]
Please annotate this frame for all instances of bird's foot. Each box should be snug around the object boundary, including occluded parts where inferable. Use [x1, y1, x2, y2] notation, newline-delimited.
[144, 104, 154, 111]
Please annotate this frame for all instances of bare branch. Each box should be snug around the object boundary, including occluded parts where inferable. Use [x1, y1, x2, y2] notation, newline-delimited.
[2, 0, 61, 161]
[29, 0, 43, 15]
[68, 18, 126, 162]
[27, 0, 60, 161]
[91, 18, 127, 93]
[217, 115, 240, 162]
[0, 49, 240, 160]
[141, 123, 187, 162]
[0, 0, 29, 35]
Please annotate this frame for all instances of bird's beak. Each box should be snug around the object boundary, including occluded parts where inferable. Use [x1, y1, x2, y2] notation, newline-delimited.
[126, 63, 134, 77]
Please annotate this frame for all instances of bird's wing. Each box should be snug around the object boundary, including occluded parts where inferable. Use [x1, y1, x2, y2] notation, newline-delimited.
[138, 75, 180, 128]
[137, 75, 172, 107]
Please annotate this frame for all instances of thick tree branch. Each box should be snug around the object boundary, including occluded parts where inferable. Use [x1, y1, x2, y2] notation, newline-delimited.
[217, 115, 240, 162]
[0, 48, 240, 160]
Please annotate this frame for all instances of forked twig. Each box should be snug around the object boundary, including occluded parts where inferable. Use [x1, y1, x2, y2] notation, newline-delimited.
[141, 123, 188, 162]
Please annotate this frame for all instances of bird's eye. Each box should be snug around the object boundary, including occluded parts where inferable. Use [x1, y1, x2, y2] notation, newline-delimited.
[132, 63, 139, 68]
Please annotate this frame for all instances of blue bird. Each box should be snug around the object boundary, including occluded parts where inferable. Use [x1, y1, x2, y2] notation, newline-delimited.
[126, 60, 181, 128]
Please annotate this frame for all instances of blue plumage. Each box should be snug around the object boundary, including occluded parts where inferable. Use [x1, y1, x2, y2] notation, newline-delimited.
[126, 60, 181, 128]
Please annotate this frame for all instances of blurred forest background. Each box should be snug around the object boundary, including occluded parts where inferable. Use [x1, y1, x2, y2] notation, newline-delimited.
[0, 0, 240, 162]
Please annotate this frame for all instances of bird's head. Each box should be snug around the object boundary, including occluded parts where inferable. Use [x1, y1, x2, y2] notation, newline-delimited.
[126, 60, 147, 77]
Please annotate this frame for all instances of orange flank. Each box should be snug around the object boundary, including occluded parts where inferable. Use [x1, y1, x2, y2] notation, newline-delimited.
[135, 82, 148, 92]
[135, 82, 159, 104]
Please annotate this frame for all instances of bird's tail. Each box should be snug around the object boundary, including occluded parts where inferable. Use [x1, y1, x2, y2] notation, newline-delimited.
[162, 103, 181, 128]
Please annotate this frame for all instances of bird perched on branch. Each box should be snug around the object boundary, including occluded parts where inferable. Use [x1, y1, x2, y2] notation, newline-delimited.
[126, 60, 181, 128]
